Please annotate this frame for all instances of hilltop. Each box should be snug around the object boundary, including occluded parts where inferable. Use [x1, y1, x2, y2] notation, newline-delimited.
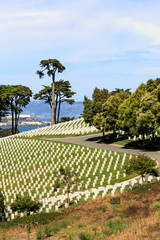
[22, 100, 83, 119]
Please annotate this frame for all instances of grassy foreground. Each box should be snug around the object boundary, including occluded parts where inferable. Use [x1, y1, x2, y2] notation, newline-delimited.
[1, 180, 160, 239]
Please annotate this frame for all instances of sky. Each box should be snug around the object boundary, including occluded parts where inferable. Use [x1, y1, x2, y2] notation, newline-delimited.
[1, 0, 160, 101]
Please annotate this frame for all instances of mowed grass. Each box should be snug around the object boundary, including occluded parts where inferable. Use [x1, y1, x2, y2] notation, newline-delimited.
[1, 181, 160, 240]
[0, 137, 135, 209]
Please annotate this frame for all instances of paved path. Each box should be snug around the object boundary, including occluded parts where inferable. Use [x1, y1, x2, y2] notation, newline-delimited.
[44, 133, 160, 164]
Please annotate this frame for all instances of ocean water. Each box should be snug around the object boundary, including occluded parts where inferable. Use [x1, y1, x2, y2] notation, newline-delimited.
[0, 125, 47, 133]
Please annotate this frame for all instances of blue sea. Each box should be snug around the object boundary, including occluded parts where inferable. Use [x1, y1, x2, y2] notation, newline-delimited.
[0, 125, 47, 133]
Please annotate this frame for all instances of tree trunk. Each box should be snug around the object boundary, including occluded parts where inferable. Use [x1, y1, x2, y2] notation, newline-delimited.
[57, 97, 61, 123]
[15, 112, 19, 134]
[51, 73, 55, 126]
[11, 103, 14, 135]
[67, 191, 70, 206]
[55, 93, 58, 124]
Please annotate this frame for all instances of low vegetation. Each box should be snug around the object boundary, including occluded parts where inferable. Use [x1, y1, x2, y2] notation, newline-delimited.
[1, 181, 160, 239]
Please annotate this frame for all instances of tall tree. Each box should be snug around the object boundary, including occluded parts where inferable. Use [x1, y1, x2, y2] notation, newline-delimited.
[36, 59, 65, 125]
[93, 90, 130, 135]
[118, 84, 146, 135]
[83, 88, 109, 126]
[55, 80, 76, 123]
[136, 87, 160, 140]
[34, 80, 75, 123]
[0, 85, 9, 122]
[2, 85, 32, 134]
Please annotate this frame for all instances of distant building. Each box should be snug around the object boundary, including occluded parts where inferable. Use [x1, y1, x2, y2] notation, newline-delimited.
[19, 115, 31, 118]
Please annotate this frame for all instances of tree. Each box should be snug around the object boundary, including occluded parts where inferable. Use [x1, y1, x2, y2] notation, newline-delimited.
[118, 84, 146, 135]
[36, 59, 65, 125]
[124, 154, 159, 181]
[83, 88, 109, 126]
[55, 80, 76, 123]
[93, 90, 130, 135]
[11, 195, 41, 215]
[34, 80, 75, 123]
[0, 86, 9, 122]
[54, 167, 79, 206]
[3, 85, 32, 134]
[136, 87, 160, 140]
[59, 116, 75, 123]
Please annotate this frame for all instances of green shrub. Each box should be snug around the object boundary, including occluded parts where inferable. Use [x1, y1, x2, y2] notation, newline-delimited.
[36, 230, 43, 240]
[52, 224, 61, 233]
[79, 232, 93, 240]
[0, 191, 5, 220]
[0, 128, 19, 137]
[107, 218, 124, 232]
[78, 223, 87, 228]
[150, 202, 160, 210]
[98, 204, 107, 211]
[11, 195, 41, 215]
[103, 229, 113, 236]
[44, 225, 52, 237]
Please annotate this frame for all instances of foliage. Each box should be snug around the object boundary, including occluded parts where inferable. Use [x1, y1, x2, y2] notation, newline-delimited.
[0, 192, 5, 219]
[34, 80, 76, 123]
[93, 90, 130, 134]
[150, 202, 160, 210]
[124, 154, 159, 180]
[98, 204, 107, 211]
[79, 232, 93, 240]
[36, 230, 43, 240]
[11, 195, 41, 215]
[83, 88, 109, 127]
[36, 59, 65, 125]
[54, 167, 80, 205]
[118, 83, 146, 135]
[0, 85, 32, 134]
[0, 128, 19, 138]
[136, 87, 160, 139]
[59, 116, 75, 123]
[44, 225, 52, 237]
[0, 86, 9, 121]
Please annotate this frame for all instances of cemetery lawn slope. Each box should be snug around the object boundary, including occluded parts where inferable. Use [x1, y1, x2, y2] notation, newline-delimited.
[0, 136, 135, 218]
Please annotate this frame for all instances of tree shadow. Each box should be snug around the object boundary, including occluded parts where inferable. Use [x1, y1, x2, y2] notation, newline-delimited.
[85, 133, 160, 151]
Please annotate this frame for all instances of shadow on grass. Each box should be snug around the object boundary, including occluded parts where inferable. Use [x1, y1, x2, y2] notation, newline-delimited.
[86, 133, 128, 144]
[85, 133, 160, 151]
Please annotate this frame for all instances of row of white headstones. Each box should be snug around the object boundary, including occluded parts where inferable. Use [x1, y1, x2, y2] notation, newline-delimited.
[5, 175, 160, 220]
[12, 118, 98, 137]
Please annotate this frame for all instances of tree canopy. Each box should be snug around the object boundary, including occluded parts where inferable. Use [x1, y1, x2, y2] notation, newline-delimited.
[0, 85, 32, 134]
[36, 59, 65, 125]
[34, 80, 76, 123]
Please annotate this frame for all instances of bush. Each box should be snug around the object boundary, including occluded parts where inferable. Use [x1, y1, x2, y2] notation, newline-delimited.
[11, 195, 41, 215]
[107, 218, 124, 233]
[0, 192, 5, 213]
[98, 204, 107, 211]
[150, 202, 160, 210]
[44, 225, 52, 237]
[36, 230, 43, 240]
[79, 232, 93, 240]
[0, 128, 19, 137]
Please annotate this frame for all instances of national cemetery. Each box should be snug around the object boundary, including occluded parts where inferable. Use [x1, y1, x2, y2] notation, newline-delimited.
[0, 118, 160, 224]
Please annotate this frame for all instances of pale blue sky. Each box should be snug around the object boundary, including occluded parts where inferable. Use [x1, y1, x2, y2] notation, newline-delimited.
[1, 0, 160, 101]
